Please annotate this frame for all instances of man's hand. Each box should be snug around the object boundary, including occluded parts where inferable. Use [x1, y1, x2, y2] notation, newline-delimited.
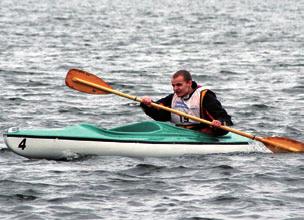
[141, 96, 153, 107]
[211, 120, 222, 128]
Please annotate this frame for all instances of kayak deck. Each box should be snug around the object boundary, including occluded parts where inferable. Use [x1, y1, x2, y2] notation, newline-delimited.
[5, 121, 250, 144]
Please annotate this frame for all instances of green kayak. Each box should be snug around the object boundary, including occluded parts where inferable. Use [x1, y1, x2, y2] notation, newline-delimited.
[4, 121, 262, 160]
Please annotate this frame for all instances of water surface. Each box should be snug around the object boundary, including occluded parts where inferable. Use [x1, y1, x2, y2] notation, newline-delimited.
[0, 0, 303, 219]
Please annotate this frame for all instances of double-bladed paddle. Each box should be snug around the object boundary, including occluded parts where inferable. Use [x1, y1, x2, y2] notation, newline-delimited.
[65, 69, 304, 153]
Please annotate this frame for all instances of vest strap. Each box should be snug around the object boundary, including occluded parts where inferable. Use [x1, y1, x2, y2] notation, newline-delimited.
[200, 89, 215, 121]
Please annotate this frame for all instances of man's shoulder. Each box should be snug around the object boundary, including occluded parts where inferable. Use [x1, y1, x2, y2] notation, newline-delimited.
[204, 90, 217, 100]
[158, 93, 174, 104]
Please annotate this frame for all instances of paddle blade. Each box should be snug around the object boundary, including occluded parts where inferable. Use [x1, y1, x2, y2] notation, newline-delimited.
[262, 137, 304, 153]
[65, 69, 112, 94]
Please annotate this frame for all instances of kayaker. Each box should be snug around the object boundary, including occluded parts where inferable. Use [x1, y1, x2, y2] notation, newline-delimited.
[140, 70, 233, 136]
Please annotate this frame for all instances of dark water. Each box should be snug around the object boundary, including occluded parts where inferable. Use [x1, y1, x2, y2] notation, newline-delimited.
[0, 0, 303, 219]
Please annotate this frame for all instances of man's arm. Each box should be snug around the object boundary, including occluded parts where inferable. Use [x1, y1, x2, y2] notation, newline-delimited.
[140, 94, 173, 121]
[203, 91, 233, 135]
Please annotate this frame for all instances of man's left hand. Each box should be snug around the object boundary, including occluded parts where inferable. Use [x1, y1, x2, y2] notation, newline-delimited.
[211, 120, 222, 127]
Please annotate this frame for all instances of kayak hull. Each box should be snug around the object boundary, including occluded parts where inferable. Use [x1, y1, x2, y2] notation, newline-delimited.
[3, 121, 267, 160]
[4, 137, 255, 160]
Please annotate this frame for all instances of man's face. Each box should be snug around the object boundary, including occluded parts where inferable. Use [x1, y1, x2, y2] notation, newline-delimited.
[171, 75, 192, 97]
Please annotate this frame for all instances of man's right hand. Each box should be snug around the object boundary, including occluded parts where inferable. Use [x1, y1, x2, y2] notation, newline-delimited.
[141, 96, 153, 106]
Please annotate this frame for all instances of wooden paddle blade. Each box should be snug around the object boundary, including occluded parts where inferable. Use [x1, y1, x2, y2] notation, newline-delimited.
[65, 69, 112, 94]
[262, 137, 304, 153]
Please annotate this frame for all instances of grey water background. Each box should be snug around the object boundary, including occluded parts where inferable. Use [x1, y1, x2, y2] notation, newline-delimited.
[0, 0, 303, 219]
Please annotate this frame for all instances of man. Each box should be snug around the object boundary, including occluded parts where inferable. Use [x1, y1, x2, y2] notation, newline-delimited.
[140, 70, 233, 136]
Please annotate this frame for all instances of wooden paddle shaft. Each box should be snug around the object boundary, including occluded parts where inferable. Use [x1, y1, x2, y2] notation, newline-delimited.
[72, 77, 301, 152]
